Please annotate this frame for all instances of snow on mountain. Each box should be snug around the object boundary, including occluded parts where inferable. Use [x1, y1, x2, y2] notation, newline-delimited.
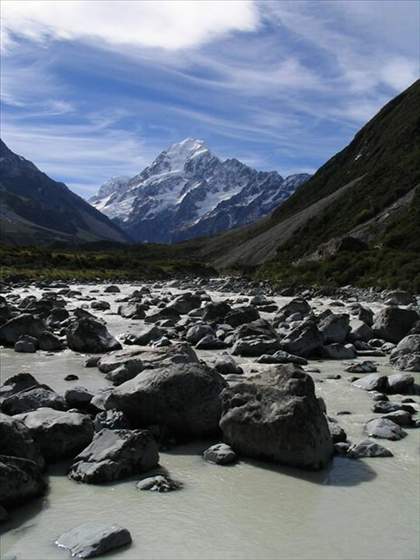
[90, 138, 310, 243]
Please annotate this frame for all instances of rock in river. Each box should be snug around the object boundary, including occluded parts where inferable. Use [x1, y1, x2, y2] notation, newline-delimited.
[56, 522, 132, 558]
[66, 316, 121, 354]
[365, 418, 407, 440]
[219, 365, 333, 470]
[69, 428, 159, 484]
[0, 455, 46, 508]
[203, 443, 237, 465]
[347, 439, 393, 458]
[105, 363, 227, 438]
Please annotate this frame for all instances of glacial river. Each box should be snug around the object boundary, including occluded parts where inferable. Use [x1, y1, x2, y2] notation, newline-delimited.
[1, 285, 419, 560]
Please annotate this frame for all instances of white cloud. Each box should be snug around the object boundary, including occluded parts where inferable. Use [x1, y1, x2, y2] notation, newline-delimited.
[2, 0, 259, 51]
[381, 58, 419, 91]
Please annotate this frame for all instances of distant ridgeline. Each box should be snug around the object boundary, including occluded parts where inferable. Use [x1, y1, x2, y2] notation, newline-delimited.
[197, 80, 420, 291]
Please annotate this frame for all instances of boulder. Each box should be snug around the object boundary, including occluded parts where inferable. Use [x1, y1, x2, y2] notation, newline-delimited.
[203, 443, 237, 465]
[136, 474, 182, 492]
[384, 290, 416, 306]
[328, 421, 347, 443]
[66, 317, 121, 354]
[167, 292, 201, 314]
[387, 373, 415, 394]
[68, 428, 159, 483]
[16, 408, 94, 462]
[105, 363, 227, 438]
[144, 307, 180, 324]
[38, 331, 64, 351]
[382, 410, 413, 427]
[91, 300, 111, 311]
[318, 313, 350, 344]
[97, 343, 198, 374]
[94, 410, 131, 431]
[365, 418, 407, 440]
[0, 455, 46, 507]
[256, 350, 308, 365]
[346, 361, 377, 373]
[186, 324, 214, 344]
[0, 412, 45, 469]
[372, 307, 419, 343]
[0, 313, 45, 345]
[390, 335, 420, 372]
[321, 343, 356, 360]
[104, 285, 120, 293]
[214, 354, 243, 375]
[349, 319, 373, 342]
[280, 320, 323, 358]
[0, 377, 67, 415]
[65, 386, 94, 409]
[224, 306, 259, 328]
[352, 374, 388, 392]
[195, 335, 228, 350]
[274, 298, 311, 325]
[117, 302, 146, 319]
[202, 301, 231, 323]
[15, 335, 38, 353]
[347, 439, 393, 458]
[232, 337, 281, 357]
[56, 522, 131, 558]
[123, 325, 166, 346]
[219, 365, 333, 470]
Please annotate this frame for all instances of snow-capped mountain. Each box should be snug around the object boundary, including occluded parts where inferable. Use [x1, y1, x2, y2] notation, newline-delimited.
[90, 138, 310, 243]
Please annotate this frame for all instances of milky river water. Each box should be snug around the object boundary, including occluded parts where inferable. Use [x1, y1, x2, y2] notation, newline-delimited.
[1, 284, 419, 560]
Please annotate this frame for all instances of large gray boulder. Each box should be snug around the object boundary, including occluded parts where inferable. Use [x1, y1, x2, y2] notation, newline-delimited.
[352, 374, 389, 392]
[219, 365, 333, 470]
[349, 319, 373, 342]
[167, 292, 201, 314]
[390, 335, 420, 372]
[0, 313, 46, 345]
[0, 373, 67, 415]
[186, 324, 214, 344]
[203, 443, 237, 465]
[365, 418, 407, 440]
[318, 313, 350, 344]
[274, 298, 312, 325]
[0, 455, 46, 507]
[105, 363, 227, 438]
[372, 307, 419, 343]
[387, 373, 415, 394]
[117, 302, 146, 319]
[66, 317, 121, 354]
[347, 439, 393, 458]
[232, 337, 281, 357]
[56, 522, 132, 559]
[68, 428, 159, 483]
[97, 343, 198, 375]
[16, 408, 94, 462]
[384, 290, 416, 306]
[224, 306, 259, 328]
[280, 320, 323, 358]
[123, 325, 166, 346]
[0, 412, 45, 469]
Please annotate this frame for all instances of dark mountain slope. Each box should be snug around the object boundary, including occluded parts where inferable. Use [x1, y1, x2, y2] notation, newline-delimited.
[0, 140, 129, 245]
[199, 79, 420, 283]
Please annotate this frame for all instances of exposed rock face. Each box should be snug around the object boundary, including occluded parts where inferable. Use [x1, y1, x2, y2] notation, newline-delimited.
[219, 365, 333, 470]
[90, 138, 310, 243]
[66, 317, 122, 353]
[55, 522, 132, 558]
[16, 408, 94, 462]
[68, 428, 159, 483]
[372, 307, 419, 343]
[0, 412, 45, 469]
[105, 363, 227, 438]
[390, 335, 420, 372]
[0, 455, 46, 507]
[0, 314, 45, 345]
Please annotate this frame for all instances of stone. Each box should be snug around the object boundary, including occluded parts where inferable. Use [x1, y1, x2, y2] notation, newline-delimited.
[56, 522, 131, 558]
[65, 386, 94, 409]
[117, 302, 146, 319]
[167, 292, 201, 314]
[347, 439, 393, 458]
[186, 324, 214, 344]
[144, 307, 180, 324]
[14, 334, 38, 353]
[0, 412, 45, 469]
[274, 298, 311, 325]
[85, 356, 100, 368]
[390, 335, 420, 372]
[123, 325, 166, 346]
[219, 365, 333, 470]
[372, 401, 404, 414]
[202, 301, 231, 323]
[280, 320, 323, 358]
[232, 337, 281, 357]
[104, 285, 120, 293]
[224, 306, 260, 328]
[66, 317, 121, 354]
[387, 373, 415, 394]
[214, 354, 243, 375]
[352, 374, 388, 392]
[365, 418, 407, 440]
[91, 300, 111, 311]
[384, 290, 416, 306]
[319, 313, 350, 344]
[1, 380, 67, 415]
[195, 335, 228, 350]
[256, 350, 308, 365]
[136, 474, 182, 492]
[349, 319, 373, 342]
[372, 307, 419, 343]
[38, 331, 64, 351]
[16, 407, 94, 462]
[0, 313, 46, 345]
[94, 410, 131, 431]
[328, 421, 347, 443]
[0, 455, 46, 507]
[382, 410, 413, 427]
[105, 363, 227, 438]
[65, 374, 79, 381]
[68, 428, 159, 483]
[203, 443, 237, 465]
[321, 343, 356, 359]
[346, 361, 377, 373]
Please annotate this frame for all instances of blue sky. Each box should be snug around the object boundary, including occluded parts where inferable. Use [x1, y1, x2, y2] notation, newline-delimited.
[1, 0, 419, 198]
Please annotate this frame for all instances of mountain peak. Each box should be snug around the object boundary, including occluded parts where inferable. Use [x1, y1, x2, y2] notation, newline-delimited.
[161, 138, 209, 171]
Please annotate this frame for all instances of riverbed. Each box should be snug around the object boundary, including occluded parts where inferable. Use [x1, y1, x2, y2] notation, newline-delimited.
[1, 283, 419, 560]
